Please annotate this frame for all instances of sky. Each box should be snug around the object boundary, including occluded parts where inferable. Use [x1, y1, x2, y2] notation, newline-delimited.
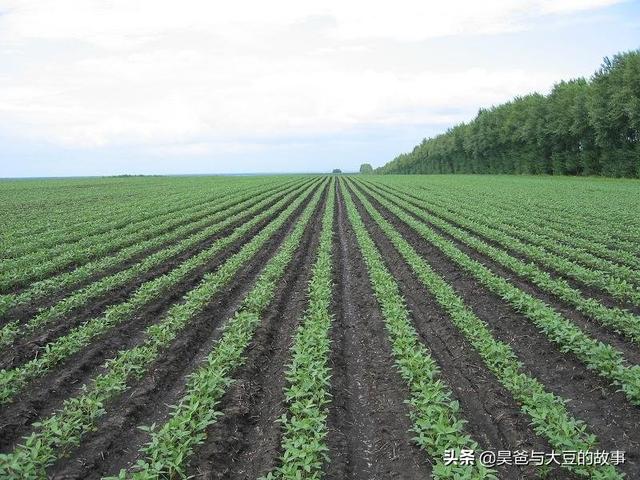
[0, 1, 639, 177]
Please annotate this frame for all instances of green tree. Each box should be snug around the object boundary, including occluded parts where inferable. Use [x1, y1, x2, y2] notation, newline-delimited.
[378, 49, 640, 178]
[589, 52, 640, 177]
[359, 163, 374, 174]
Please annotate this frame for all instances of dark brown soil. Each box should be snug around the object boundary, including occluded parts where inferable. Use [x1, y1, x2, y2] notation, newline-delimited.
[0, 184, 321, 455]
[183, 184, 326, 480]
[364, 182, 640, 366]
[346, 181, 570, 479]
[45, 184, 328, 480]
[375, 182, 640, 316]
[0, 193, 295, 374]
[1, 179, 310, 327]
[323, 183, 432, 480]
[354, 181, 640, 478]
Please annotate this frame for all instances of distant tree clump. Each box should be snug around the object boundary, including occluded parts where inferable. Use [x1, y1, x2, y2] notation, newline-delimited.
[332, 169, 342, 174]
[378, 49, 640, 178]
[359, 163, 374, 174]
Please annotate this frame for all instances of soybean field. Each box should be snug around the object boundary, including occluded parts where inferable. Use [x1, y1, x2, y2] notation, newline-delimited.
[0, 174, 639, 480]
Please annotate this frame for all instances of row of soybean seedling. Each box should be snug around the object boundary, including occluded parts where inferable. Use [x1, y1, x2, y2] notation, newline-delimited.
[0, 180, 322, 405]
[0, 178, 309, 345]
[358, 180, 640, 406]
[107, 181, 328, 479]
[348, 178, 625, 479]
[263, 178, 336, 479]
[0, 180, 327, 479]
[0, 178, 298, 295]
[361, 181, 640, 345]
[340, 181, 497, 479]
[419, 185, 640, 269]
[378, 183, 640, 304]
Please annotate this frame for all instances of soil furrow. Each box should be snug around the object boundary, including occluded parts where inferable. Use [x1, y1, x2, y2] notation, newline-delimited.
[183, 186, 326, 480]
[46, 186, 327, 480]
[361, 184, 640, 366]
[377, 184, 640, 316]
[0, 193, 296, 373]
[3, 182, 303, 328]
[0, 186, 318, 454]
[323, 184, 431, 480]
[358, 184, 640, 478]
[347, 182, 573, 479]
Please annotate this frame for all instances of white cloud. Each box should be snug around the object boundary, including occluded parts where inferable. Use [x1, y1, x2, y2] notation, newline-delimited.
[0, 0, 625, 151]
[0, 0, 622, 44]
[146, 141, 275, 157]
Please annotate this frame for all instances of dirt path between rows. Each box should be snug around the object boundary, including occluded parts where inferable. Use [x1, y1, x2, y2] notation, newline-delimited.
[368, 183, 640, 366]
[323, 183, 431, 480]
[376, 183, 640, 316]
[347, 181, 571, 479]
[355, 182, 640, 478]
[1, 183, 309, 365]
[0, 185, 320, 457]
[47, 184, 328, 480]
[184, 185, 327, 480]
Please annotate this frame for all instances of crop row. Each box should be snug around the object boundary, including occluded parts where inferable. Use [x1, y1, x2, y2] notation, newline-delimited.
[361, 182, 640, 344]
[1, 177, 287, 258]
[417, 185, 640, 269]
[0, 179, 310, 348]
[111, 180, 328, 479]
[0, 179, 300, 292]
[0, 178, 309, 319]
[417, 176, 640, 249]
[347, 178, 622, 479]
[2, 186, 231, 265]
[353, 180, 640, 406]
[372, 182, 640, 306]
[2, 185, 212, 259]
[0, 179, 322, 405]
[405, 186, 640, 287]
[1, 188, 189, 251]
[377, 176, 640, 258]
[264, 179, 336, 480]
[340, 181, 495, 479]
[0, 179, 327, 480]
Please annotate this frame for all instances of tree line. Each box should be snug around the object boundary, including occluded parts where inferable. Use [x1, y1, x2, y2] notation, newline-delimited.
[377, 50, 640, 178]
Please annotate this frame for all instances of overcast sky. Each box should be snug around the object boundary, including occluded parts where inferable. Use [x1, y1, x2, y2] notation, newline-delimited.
[1, 0, 639, 177]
